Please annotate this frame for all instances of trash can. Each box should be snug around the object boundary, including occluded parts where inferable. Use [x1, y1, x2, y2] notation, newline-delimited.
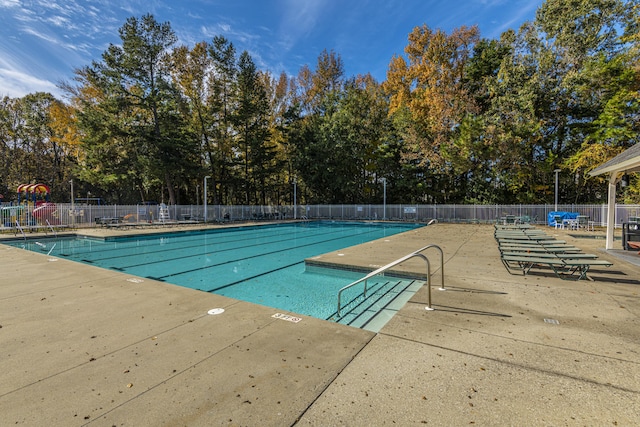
[622, 222, 640, 250]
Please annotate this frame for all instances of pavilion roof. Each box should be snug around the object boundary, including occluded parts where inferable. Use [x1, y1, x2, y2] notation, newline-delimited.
[589, 143, 640, 177]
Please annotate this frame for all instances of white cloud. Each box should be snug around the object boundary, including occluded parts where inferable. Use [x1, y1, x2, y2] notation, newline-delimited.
[0, 67, 59, 98]
[200, 22, 261, 46]
[200, 23, 229, 39]
[47, 15, 70, 27]
[0, 0, 20, 8]
[277, 0, 330, 51]
[487, 0, 540, 36]
[21, 25, 60, 44]
[19, 19, 98, 58]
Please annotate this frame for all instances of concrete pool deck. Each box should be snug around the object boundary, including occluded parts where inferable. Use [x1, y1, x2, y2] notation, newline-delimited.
[1, 222, 639, 425]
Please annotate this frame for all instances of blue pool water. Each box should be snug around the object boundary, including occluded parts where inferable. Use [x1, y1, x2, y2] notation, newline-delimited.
[8, 221, 424, 325]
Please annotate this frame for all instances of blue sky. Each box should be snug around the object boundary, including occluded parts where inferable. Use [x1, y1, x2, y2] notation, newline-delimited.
[0, 0, 544, 99]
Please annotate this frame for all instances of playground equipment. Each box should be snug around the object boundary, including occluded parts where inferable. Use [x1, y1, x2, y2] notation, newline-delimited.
[15, 183, 61, 226]
[33, 202, 61, 225]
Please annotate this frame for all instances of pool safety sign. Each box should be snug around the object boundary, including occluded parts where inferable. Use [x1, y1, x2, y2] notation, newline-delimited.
[272, 313, 302, 323]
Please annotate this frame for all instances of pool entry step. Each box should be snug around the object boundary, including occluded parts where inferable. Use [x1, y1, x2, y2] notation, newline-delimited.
[330, 278, 422, 333]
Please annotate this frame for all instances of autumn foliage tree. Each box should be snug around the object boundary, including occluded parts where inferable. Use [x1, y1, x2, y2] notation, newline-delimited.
[2, 2, 638, 205]
[384, 25, 480, 166]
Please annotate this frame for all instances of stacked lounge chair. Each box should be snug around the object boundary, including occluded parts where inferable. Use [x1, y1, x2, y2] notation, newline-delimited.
[494, 224, 612, 281]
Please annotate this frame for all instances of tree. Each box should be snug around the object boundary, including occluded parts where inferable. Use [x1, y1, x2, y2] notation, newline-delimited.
[234, 51, 277, 205]
[70, 67, 146, 202]
[564, 1, 640, 162]
[8, 3, 637, 206]
[535, 0, 638, 201]
[261, 71, 297, 204]
[297, 49, 344, 115]
[0, 93, 79, 200]
[383, 25, 480, 203]
[331, 75, 390, 203]
[444, 38, 513, 203]
[208, 36, 238, 204]
[170, 41, 213, 201]
[287, 50, 347, 203]
[71, 14, 195, 204]
[385, 25, 480, 168]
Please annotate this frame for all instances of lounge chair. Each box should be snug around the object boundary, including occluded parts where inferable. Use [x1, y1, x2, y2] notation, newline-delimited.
[496, 230, 555, 236]
[500, 251, 598, 260]
[495, 223, 613, 280]
[495, 234, 559, 241]
[498, 245, 583, 254]
[500, 254, 612, 280]
[497, 238, 567, 245]
[495, 223, 535, 230]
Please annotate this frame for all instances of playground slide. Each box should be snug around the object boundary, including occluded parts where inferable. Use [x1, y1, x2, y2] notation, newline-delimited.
[32, 202, 61, 225]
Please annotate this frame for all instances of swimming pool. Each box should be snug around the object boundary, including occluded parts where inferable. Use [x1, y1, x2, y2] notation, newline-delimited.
[8, 221, 425, 329]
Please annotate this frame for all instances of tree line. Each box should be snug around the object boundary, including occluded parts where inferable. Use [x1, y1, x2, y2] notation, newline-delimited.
[1, 0, 638, 206]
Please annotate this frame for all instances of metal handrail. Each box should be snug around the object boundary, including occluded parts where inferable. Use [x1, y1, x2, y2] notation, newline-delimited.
[336, 244, 444, 317]
[47, 243, 57, 256]
[45, 219, 57, 237]
[15, 220, 26, 240]
[423, 244, 445, 291]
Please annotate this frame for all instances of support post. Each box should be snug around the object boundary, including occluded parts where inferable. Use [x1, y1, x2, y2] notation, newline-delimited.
[606, 173, 619, 250]
[204, 176, 210, 223]
[382, 178, 387, 220]
[70, 179, 74, 228]
[554, 169, 561, 212]
[293, 176, 297, 220]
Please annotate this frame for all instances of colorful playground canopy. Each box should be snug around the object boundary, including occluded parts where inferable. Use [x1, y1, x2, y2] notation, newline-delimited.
[17, 183, 50, 195]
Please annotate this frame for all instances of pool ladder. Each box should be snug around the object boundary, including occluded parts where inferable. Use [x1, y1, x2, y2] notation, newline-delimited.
[15, 220, 26, 240]
[336, 244, 444, 317]
[45, 219, 58, 237]
[17, 220, 59, 255]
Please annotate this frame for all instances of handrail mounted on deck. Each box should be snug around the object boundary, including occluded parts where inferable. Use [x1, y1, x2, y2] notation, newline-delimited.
[15, 220, 26, 240]
[336, 244, 444, 317]
[45, 219, 58, 237]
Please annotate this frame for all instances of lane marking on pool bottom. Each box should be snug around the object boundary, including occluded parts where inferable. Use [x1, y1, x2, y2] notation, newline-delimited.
[272, 313, 302, 323]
